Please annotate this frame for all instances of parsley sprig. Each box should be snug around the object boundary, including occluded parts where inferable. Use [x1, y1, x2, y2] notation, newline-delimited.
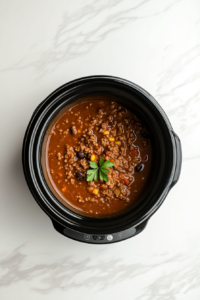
[86, 157, 115, 182]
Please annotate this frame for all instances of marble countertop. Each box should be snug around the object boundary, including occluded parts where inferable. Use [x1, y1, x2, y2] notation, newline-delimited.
[0, 0, 200, 299]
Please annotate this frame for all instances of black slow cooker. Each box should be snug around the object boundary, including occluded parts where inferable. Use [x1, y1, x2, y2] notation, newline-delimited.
[22, 76, 182, 244]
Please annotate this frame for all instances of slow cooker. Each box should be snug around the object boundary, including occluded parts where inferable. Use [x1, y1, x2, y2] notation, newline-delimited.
[22, 76, 182, 244]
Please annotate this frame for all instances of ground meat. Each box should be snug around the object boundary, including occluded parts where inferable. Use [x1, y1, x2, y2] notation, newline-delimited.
[101, 137, 109, 148]
[88, 181, 96, 187]
[117, 123, 124, 135]
[46, 96, 152, 216]
[120, 146, 127, 156]
[94, 145, 103, 156]
[57, 152, 62, 160]
[108, 144, 119, 157]
[87, 186, 94, 193]
[98, 108, 105, 115]
[70, 178, 75, 184]
[87, 135, 97, 145]
[76, 195, 84, 203]
[80, 158, 89, 170]
[90, 118, 97, 125]
[99, 122, 109, 133]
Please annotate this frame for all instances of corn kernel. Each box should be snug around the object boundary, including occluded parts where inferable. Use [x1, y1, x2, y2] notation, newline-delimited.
[77, 129, 81, 133]
[109, 137, 115, 142]
[93, 188, 99, 195]
[103, 130, 109, 135]
[114, 188, 120, 197]
[62, 187, 66, 192]
[115, 141, 121, 145]
[90, 154, 96, 161]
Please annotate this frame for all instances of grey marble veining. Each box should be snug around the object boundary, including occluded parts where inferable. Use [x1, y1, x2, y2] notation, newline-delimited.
[155, 45, 200, 137]
[2, 0, 183, 74]
[1, 243, 200, 298]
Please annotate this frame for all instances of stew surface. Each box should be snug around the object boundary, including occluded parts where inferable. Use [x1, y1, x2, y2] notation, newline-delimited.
[44, 95, 152, 217]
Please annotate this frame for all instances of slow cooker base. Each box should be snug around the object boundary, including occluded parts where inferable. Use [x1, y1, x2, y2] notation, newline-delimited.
[51, 219, 148, 244]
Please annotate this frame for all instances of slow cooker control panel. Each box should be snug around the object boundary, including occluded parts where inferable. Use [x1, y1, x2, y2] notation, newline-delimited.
[85, 234, 114, 242]
[63, 227, 137, 244]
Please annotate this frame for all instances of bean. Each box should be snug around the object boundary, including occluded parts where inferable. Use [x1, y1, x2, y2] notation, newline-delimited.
[135, 164, 144, 172]
[77, 151, 85, 159]
[87, 153, 92, 160]
[75, 172, 85, 181]
[70, 127, 73, 135]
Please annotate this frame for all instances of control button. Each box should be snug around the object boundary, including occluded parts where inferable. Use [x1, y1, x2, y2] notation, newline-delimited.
[84, 234, 90, 241]
[107, 235, 113, 241]
[93, 236, 105, 241]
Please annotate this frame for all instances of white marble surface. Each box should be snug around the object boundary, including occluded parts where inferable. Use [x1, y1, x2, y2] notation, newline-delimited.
[0, 0, 200, 299]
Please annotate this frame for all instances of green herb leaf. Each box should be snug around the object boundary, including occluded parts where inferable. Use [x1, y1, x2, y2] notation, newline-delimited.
[86, 158, 115, 182]
[102, 160, 115, 168]
[87, 169, 98, 182]
[100, 167, 109, 173]
[87, 169, 95, 175]
[99, 157, 104, 167]
[89, 161, 98, 169]
[99, 170, 109, 182]
[86, 172, 95, 182]
[99, 169, 104, 181]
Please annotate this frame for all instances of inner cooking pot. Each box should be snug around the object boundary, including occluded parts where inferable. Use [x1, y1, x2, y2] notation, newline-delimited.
[22, 75, 182, 243]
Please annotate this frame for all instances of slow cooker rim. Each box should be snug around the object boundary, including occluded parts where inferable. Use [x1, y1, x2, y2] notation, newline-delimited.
[22, 75, 176, 234]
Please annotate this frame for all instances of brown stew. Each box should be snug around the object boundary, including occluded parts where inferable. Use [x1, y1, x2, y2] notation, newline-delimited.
[43, 95, 152, 217]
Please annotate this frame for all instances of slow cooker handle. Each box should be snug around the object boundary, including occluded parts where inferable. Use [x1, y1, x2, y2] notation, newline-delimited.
[171, 131, 182, 189]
